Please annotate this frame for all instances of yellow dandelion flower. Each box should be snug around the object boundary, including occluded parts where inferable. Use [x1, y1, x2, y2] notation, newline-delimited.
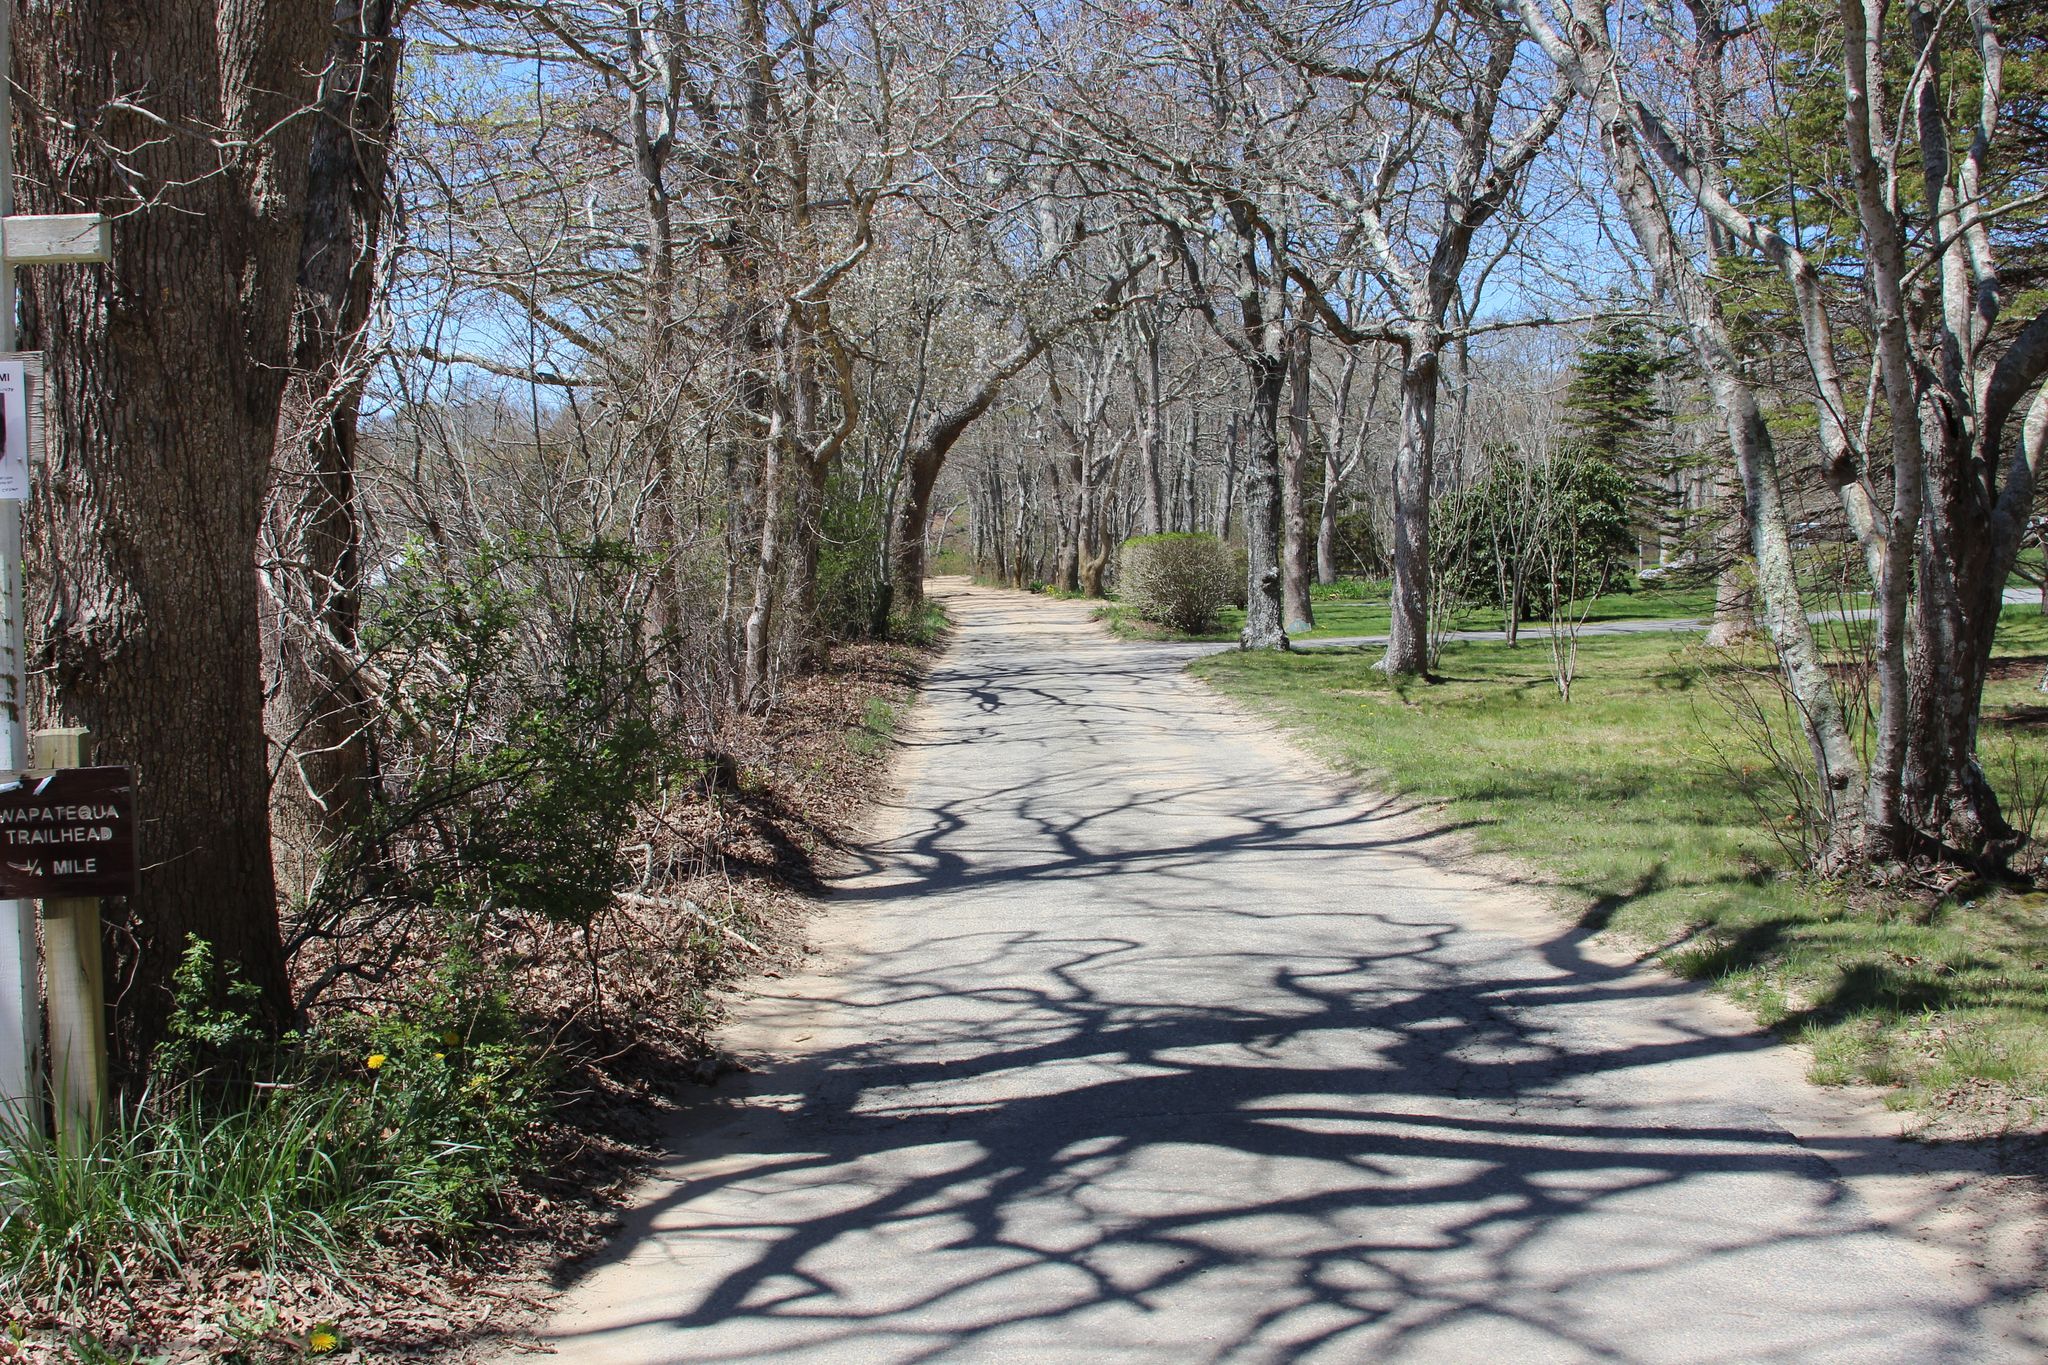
[433, 1051, 445, 1062]
[365, 1053, 387, 1071]
[308, 1326, 341, 1353]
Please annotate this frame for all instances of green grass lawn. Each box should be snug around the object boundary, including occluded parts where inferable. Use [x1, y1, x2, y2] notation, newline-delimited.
[1192, 607, 2048, 1131]
[1101, 576, 1723, 642]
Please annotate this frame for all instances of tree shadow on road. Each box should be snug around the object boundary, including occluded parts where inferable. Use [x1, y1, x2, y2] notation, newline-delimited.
[513, 603, 2046, 1362]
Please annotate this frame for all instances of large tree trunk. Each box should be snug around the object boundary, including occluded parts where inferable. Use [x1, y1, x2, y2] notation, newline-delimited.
[1240, 354, 1289, 650]
[1055, 454, 1082, 593]
[1079, 448, 1115, 597]
[1901, 444, 2016, 857]
[1383, 346, 1439, 675]
[1079, 526, 1109, 596]
[1281, 326, 1316, 631]
[17, 0, 329, 1066]
[1137, 312, 1166, 535]
[892, 452, 941, 604]
[264, 0, 402, 906]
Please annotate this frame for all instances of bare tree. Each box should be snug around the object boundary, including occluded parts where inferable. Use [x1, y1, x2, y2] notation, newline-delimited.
[265, 0, 410, 902]
[1521, 0, 2048, 866]
[1261, 0, 1570, 675]
[1514, 0, 1870, 864]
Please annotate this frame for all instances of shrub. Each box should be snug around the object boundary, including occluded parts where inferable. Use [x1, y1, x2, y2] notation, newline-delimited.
[1437, 446, 1637, 622]
[1118, 533, 1236, 633]
[815, 467, 892, 639]
[287, 539, 668, 1000]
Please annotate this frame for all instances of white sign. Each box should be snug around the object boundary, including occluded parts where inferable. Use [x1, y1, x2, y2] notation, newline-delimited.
[0, 361, 25, 501]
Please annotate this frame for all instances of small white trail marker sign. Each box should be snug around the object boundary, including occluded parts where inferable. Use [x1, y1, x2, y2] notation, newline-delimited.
[0, 358, 33, 499]
[0, 0, 111, 1125]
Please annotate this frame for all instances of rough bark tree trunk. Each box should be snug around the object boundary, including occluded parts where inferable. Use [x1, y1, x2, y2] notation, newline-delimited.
[1902, 501, 2011, 856]
[264, 0, 403, 906]
[1281, 325, 1316, 631]
[1079, 522, 1109, 596]
[1384, 346, 1440, 675]
[1239, 353, 1289, 650]
[1057, 453, 1082, 593]
[17, 0, 330, 1066]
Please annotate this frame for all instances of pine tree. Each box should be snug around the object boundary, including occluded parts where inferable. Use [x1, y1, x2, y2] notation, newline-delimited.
[1564, 319, 1673, 468]
[1563, 320, 1680, 568]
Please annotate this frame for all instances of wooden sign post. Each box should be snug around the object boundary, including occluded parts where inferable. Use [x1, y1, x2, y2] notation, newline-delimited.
[22, 729, 123, 1141]
[0, 0, 112, 1126]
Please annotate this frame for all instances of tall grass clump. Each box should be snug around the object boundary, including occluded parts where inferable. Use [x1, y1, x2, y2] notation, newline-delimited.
[0, 938, 545, 1307]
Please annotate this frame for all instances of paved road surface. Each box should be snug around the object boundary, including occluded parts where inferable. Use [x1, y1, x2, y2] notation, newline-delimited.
[528, 582, 2040, 1363]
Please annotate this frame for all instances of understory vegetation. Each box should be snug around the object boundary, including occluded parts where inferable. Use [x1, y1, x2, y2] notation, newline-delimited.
[2, 624, 939, 1357]
[1195, 614, 2048, 1131]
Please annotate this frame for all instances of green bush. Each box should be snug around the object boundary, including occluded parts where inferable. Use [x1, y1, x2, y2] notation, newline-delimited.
[815, 468, 894, 639]
[1438, 448, 1637, 621]
[1118, 533, 1236, 633]
[888, 598, 949, 646]
[326, 539, 667, 937]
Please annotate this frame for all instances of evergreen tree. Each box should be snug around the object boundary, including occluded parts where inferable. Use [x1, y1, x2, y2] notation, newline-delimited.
[1564, 319, 1681, 567]
[1564, 319, 1674, 470]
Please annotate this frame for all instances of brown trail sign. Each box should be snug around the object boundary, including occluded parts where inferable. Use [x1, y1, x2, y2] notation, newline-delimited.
[0, 765, 137, 900]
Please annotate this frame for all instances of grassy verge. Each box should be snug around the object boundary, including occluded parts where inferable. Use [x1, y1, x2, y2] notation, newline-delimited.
[1095, 576, 1723, 642]
[1192, 609, 2048, 1132]
[849, 696, 901, 757]
[889, 597, 952, 647]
